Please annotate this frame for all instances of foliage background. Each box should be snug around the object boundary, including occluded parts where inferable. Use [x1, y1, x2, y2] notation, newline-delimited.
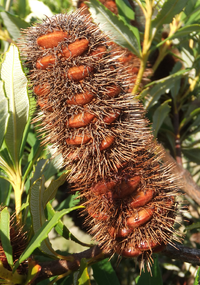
[0, 0, 200, 284]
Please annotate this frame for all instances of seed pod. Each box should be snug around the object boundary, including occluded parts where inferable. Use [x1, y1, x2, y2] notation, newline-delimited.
[99, 135, 115, 150]
[89, 46, 107, 60]
[37, 31, 68, 48]
[67, 65, 93, 81]
[118, 247, 142, 257]
[66, 135, 91, 145]
[103, 111, 120, 124]
[68, 112, 95, 128]
[130, 188, 154, 208]
[138, 239, 161, 251]
[36, 54, 56, 70]
[67, 92, 94, 105]
[107, 85, 121, 97]
[62, 39, 89, 59]
[113, 176, 141, 199]
[34, 84, 50, 96]
[91, 180, 116, 195]
[127, 208, 154, 229]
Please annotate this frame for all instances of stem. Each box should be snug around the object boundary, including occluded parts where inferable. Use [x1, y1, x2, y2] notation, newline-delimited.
[131, 0, 153, 95]
[5, 0, 12, 11]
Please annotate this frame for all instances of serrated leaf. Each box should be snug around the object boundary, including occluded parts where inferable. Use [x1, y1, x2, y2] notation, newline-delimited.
[137, 255, 163, 285]
[152, 99, 171, 137]
[115, 0, 135, 23]
[1, 44, 29, 168]
[89, 0, 141, 58]
[46, 202, 90, 248]
[0, 207, 13, 268]
[30, 176, 62, 258]
[0, 81, 9, 149]
[92, 258, 120, 285]
[43, 172, 69, 206]
[152, 0, 188, 29]
[0, 12, 29, 41]
[13, 207, 81, 272]
[155, 25, 200, 50]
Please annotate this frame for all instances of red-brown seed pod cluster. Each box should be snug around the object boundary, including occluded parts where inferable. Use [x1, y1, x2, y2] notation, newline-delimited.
[19, 9, 182, 270]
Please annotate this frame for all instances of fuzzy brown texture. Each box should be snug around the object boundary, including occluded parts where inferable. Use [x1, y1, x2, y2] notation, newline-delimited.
[19, 9, 182, 270]
[0, 214, 27, 275]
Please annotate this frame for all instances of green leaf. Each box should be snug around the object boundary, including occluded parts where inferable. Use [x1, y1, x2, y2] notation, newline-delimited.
[145, 69, 187, 109]
[152, 99, 171, 137]
[13, 207, 81, 272]
[182, 148, 200, 164]
[155, 25, 200, 50]
[76, 259, 91, 285]
[0, 207, 13, 268]
[152, 0, 188, 29]
[115, 0, 135, 23]
[193, 267, 200, 285]
[43, 172, 69, 206]
[0, 81, 9, 149]
[46, 202, 90, 248]
[186, 222, 200, 231]
[29, 176, 63, 258]
[1, 44, 29, 168]
[92, 258, 120, 285]
[89, 0, 141, 58]
[0, 178, 11, 205]
[0, 12, 29, 41]
[0, 260, 25, 284]
[137, 255, 163, 285]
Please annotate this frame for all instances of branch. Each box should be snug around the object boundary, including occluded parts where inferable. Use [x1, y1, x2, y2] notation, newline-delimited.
[163, 243, 200, 265]
[34, 243, 200, 283]
[158, 144, 200, 205]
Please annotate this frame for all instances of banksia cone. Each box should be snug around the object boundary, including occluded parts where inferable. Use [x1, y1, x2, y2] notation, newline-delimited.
[19, 9, 182, 270]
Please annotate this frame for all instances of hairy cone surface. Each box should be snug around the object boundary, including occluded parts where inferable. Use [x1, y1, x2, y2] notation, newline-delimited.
[19, 9, 182, 270]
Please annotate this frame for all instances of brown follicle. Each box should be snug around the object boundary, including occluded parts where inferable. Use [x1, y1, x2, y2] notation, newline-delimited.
[68, 112, 95, 128]
[99, 135, 115, 150]
[67, 92, 94, 105]
[67, 66, 93, 81]
[130, 188, 154, 208]
[37, 31, 68, 48]
[126, 208, 154, 229]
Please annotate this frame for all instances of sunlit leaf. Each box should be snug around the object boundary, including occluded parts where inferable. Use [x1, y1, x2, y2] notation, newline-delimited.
[77, 259, 91, 285]
[13, 206, 81, 271]
[1, 44, 29, 168]
[137, 255, 162, 284]
[89, 0, 141, 57]
[0, 207, 13, 268]
[0, 81, 9, 149]
[152, 0, 188, 29]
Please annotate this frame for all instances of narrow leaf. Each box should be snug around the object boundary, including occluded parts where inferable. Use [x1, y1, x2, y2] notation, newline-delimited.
[115, 0, 135, 23]
[152, 99, 171, 137]
[92, 258, 120, 285]
[89, 0, 141, 57]
[13, 207, 81, 271]
[152, 0, 188, 29]
[0, 81, 9, 149]
[0, 207, 13, 268]
[2, 44, 29, 167]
